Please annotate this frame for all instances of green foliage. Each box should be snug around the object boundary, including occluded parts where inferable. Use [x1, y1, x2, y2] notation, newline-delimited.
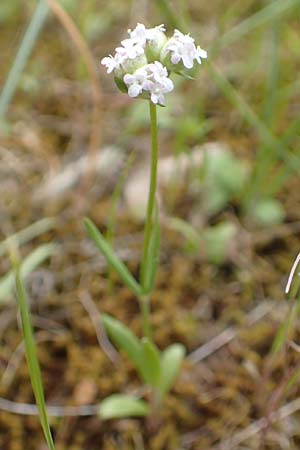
[160, 344, 186, 396]
[0, 0, 19, 23]
[99, 394, 150, 420]
[272, 254, 300, 353]
[15, 269, 56, 450]
[140, 338, 161, 388]
[202, 222, 237, 265]
[167, 217, 202, 254]
[251, 198, 285, 226]
[102, 314, 185, 395]
[0, 244, 56, 302]
[0, 218, 55, 258]
[167, 217, 237, 265]
[84, 218, 142, 297]
[215, 0, 300, 50]
[0, 0, 49, 120]
[101, 314, 144, 373]
[141, 205, 160, 295]
[199, 149, 249, 215]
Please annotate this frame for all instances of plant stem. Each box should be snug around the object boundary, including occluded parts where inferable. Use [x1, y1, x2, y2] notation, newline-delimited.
[140, 295, 151, 341]
[139, 101, 159, 339]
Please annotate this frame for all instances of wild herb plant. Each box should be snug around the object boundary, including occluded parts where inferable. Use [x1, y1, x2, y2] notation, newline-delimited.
[84, 23, 207, 416]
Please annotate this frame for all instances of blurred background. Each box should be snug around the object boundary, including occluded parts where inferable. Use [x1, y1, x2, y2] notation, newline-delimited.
[1, 1, 300, 449]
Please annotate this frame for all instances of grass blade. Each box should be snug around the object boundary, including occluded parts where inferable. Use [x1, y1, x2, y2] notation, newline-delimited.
[216, 0, 299, 50]
[84, 217, 142, 297]
[207, 61, 300, 173]
[0, 218, 55, 258]
[0, 244, 56, 302]
[0, 0, 49, 119]
[15, 269, 56, 450]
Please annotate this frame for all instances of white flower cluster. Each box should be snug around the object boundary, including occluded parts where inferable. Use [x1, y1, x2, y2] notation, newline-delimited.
[101, 23, 207, 106]
[124, 61, 174, 105]
[163, 29, 208, 70]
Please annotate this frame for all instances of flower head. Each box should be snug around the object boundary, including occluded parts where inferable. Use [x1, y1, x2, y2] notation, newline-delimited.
[123, 61, 174, 106]
[162, 29, 207, 70]
[101, 23, 207, 105]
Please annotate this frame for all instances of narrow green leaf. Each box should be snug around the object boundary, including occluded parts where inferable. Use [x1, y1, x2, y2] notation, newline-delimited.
[15, 270, 56, 450]
[0, 217, 55, 258]
[84, 218, 142, 297]
[140, 338, 161, 387]
[142, 205, 160, 295]
[0, 0, 49, 119]
[272, 299, 300, 353]
[102, 314, 143, 371]
[160, 343, 186, 395]
[285, 367, 300, 393]
[216, 0, 299, 50]
[0, 244, 55, 303]
[207, 61, 300, 174]
[99, 394, 149, 419]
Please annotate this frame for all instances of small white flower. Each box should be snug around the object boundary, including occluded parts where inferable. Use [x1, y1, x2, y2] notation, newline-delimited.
[195, 46, 208, 63]
[117, 38, 144, 59]
[128, 23, 148, 46]
[164, 29, 207, 69]
[147, 61, 169, 82]
[128, 23, 166, 47]
[123, 67, 149, 98]
[148, 80, 173, 106]
[123, 61, 174, 105]
[101, 55, 120, 74]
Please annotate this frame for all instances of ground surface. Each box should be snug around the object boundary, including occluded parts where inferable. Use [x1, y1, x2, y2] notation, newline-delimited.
[1, 1, 300, 449]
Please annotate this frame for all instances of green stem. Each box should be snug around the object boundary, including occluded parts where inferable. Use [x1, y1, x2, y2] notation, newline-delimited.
[140, 295, 151, 341]
[139, 101, 159, 339]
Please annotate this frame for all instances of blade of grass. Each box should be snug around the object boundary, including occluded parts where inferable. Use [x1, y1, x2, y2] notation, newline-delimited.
[15, 269, 56, 450]
[0, 217, 55, 258]
[215, 0, 300, 51]
[156, 0, 299, 55]
[0, 244, 56, 302]
[207, 61, 300, 173]
[0, 0, 49, 119]
[106, 152, 136, 292]
[155, 0, 182, 30]
[263, 13, 280, 127]
[154, 0, 299, 175]
[84, 218, 142, 297]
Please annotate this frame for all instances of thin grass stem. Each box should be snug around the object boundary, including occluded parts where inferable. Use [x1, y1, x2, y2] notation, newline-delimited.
[0, 0, 49, 119]
[15, 269, 56, 450]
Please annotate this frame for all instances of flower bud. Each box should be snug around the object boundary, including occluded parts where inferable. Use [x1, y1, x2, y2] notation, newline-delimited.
[114, 54, 148, 92]
[145, 30, 167, 62]
[120, 54, 148, 75]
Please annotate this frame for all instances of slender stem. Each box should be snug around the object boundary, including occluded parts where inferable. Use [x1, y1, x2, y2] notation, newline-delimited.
[141, 102, 158, 278]
[0, 0, 49, 119]
[140, 295, 151, 341]
[139, 101, 159, 339]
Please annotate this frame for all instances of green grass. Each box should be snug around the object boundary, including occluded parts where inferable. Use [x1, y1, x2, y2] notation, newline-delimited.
[0, 0, 49, 120]
[15, 268, 56, 450]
